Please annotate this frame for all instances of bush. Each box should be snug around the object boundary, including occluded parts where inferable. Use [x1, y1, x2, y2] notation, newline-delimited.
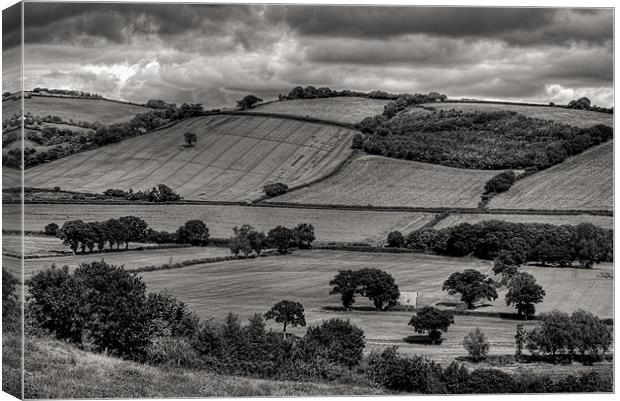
[463, 328, 490, 361]
[263, 182, 288, 197]
[386, 230, 405, 247]
[351, 133, 364, 149]
[145, 337, 202, 368]
[2, 268, 20, 333]
[484, 170, 516, 194]
[26, 262, 152, 359]
[466, 368, 516, 393]
[299, 319, 365, 368]
[44, 222, 59, 236]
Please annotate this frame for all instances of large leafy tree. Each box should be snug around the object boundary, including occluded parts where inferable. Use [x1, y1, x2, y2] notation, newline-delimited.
[119, 215, 149, 248]
[329, 270, 360, 310]
[267, 225, 293, 254]
[264, 300, 306, 339]
[442, 269, 498, 309]
[57, 220, 94, 253]
[229, 225, 266, 256]
[329, 268, 400, 310]
[408, 306, 454, 344]
[236, 94, 263, 110]
[176, 220, 210, 246]
[505, 272, 545, 319]
[292, 223, 315, 249]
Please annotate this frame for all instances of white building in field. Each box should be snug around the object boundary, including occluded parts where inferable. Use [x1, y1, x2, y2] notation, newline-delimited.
[399, 291, 419, 308]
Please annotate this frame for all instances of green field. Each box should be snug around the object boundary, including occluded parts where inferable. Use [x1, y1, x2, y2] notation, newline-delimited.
[2, 96, 148, 125]
[4, 203, 435, 244]
[434, 213, 614, 230]
[138, 249, 612, 362]
[273, 154, 501, 208]
[489, 141, 613, 211]
[250, 97, 390, 124]
[24, 115, 356, 201]
[410, 102, 614, 128]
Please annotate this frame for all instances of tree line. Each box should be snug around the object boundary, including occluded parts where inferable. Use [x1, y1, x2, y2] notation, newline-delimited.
[399, 221, 612, 268]
[103, 184, 182, 202]
[357, 108, 613, 170]
[280, 86, 448, 103]
[18, 261, 612, 394]
[229, 223, 315, 255]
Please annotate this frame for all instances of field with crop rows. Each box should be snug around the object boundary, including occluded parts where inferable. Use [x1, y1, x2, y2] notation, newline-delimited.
[139, 249, 612, 362]
[13, 245, 233, 278]
[408, 102, 613, 128]
[489, 142, 613, 211]
[434, 213, 614, 230]
[24, 115, 356, 201]
[2, 96, 148, 125]
[5, 203, 435, 244]
[273, 155, 501, 208]
[250, 97, 390, 124]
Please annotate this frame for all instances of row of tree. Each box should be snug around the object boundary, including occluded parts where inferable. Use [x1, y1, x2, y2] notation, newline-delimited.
[103, 184, 182, 202]
[398, 221, 612, 267]
[51, 217, 210, 253]
[229, 223, 315, 255]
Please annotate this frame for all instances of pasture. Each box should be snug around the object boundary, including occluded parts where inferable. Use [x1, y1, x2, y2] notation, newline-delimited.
[15, 245, 233, 278]
[409, 102, 614, 128]
[2, 96, 148, 125]
[489, 141, 613, 211]
[138, 249, 612, 362]
[24, 115, 356, 201]
[250, 97, 390, 124]
[6, 203, 435, 244]
[2, 166, 20, 189]
[434, 213, 614, 230]
[273, 154, 501, 208]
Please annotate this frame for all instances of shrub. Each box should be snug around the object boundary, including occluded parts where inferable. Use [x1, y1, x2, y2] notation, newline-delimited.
[44, 222, 59, 236]
[146, 291, 199, 338]
[2, 268, 20, 333]
[145, 336, 202, 368]
[26, 262, 152, 359]
[299, 318, 365, 368]
[351, 133, 364, 149]
[463, 328, 490, 361]
[484, 170, 516, 194]
[466, 368, 516, 393]
[386, 230, 405, 247]
[263, 182, 288, 197]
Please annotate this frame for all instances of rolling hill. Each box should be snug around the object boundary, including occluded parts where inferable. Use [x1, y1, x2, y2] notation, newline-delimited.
[249, 97, 390, 124]
[408, 101, 613, 128]
[434, 213, 614, 230]
[489, 141, 613, 211]
[2, 95, 149, 125]
[271, 154, 501, 208]
[23, 115, 356, 201]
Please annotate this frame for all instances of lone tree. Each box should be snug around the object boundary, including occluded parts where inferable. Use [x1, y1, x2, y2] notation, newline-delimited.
[264, 300, 306, 339]
[463, 328, 490, 361]
[184, 132, 197, 147]
[263, 182, 288, 197]
[176, 220, 210, 246]
[408, 306, 454, 344]
[442, 269, 498, 309]
[505, 271, 545, 319]
[267, 225, 293, 254]
[237, 94, 263, 110]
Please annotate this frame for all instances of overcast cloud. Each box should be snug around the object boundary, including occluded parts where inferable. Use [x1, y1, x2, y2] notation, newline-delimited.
[2, 3, 613, 108]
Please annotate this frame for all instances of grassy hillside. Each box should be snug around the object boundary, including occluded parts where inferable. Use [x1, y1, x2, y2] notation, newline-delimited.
[434, 213, 614, 230]
[24, 115, 356, 201]
[4, 203, 435, 244]
[251, 97, 390, 124]
[139, 249, 612, 362]
[2, 166, 20, 189]
[2, 95, 148, 125]
[23, 334, 384, 398]
[489, 141, 613, 211]
[409, 102, 613, 128]
[272, 154, 501, 208]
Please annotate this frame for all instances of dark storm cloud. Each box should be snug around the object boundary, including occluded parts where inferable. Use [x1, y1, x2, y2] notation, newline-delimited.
[266, 6, 612, 46]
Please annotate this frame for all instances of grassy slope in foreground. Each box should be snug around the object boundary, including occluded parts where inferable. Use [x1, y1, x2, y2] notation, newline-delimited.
[434, 213, 614, 230]
[410, 102, 613, 128]
[24, 115, 355, 201]
[489, 141, 613, 211]
[4, 203, 435, 244]
[139, 250, 612, 363]
[250, 97, 390, 125]
[2, 96, 148, 125]
[23, 335, 384, 399]
[272, 154, 502, 208]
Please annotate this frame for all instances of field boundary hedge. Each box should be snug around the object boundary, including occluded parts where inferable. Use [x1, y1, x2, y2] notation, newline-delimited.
[132, 251, 281, 273]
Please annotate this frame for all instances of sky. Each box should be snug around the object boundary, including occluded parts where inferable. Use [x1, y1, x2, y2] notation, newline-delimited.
[2, 2, 614, 109]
